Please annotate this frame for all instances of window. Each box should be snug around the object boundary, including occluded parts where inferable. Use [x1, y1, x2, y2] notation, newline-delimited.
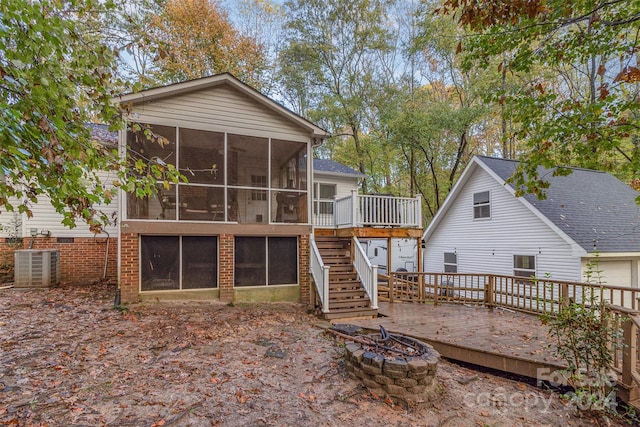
[234, 236, 298, 286]
[140, 236, 218, 291]
[250, 175, 267, 201]
[514, 255, 536, 278]
[473, 191, 490, 219]
[444, 252, 457, 273]
[314, 183, 336, 215]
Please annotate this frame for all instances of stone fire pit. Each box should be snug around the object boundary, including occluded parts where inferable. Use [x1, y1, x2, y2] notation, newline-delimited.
[337, 325, 440, 408]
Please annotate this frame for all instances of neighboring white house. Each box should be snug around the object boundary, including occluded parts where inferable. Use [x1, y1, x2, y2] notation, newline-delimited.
[423, 155, 640, 288]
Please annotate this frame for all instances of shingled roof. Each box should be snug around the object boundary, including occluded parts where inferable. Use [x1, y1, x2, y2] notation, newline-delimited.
[88, 123, 118, 147]
[478, 156, 640, 253]
[313, 159, 366, 178]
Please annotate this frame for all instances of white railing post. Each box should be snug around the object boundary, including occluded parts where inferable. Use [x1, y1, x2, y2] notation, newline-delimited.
[322, 265, 330, 313]
[353, 237, 378, 310]
[309, 236, 331, 313]
[416, 194, 422, 227]
[371, 265, 378, 309]
[351, 190, 358, 227]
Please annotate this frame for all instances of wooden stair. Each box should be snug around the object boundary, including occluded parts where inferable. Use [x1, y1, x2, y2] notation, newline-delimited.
[314, 236, 377, 320]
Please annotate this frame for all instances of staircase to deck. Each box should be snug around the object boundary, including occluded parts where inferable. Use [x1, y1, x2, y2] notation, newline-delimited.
[314, 236, 378, 320]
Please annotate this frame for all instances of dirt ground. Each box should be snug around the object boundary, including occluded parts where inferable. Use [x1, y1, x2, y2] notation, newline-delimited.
[0, 284, 632, 426]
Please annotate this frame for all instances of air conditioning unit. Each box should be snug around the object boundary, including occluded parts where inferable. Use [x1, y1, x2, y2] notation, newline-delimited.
[14, 249, 60, 288]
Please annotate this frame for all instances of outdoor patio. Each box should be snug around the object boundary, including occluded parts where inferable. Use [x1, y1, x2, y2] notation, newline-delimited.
[347, 301, 566, 380]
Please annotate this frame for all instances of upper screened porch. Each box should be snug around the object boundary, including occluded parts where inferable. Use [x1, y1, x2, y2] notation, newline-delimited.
[125, 123, 311, 225]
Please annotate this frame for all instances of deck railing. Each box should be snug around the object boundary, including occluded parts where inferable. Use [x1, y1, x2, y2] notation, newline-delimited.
[385, 272, 640, 314]
[352, 237, 378, 310]
[325, 190, 422, 228]
[607, 306, 640, 404]
[309, 236, 330, 313]
[384, 271, 640, 404]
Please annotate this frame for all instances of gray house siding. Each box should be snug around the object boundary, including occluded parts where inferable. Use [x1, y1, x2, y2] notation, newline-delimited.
[124, 85, 311, 143]
[424, 167, 581, 282]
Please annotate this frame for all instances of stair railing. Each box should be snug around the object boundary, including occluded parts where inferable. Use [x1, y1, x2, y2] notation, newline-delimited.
[309, 235, 330, 313]
[352, 237, 378, 310]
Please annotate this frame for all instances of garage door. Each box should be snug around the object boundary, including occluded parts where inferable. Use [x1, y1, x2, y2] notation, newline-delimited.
[597, 260, 632, 287]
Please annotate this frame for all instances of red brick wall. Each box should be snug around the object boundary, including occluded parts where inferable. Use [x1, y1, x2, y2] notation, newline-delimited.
[219, 234, 234, 302]
[0, 237, 117, 285]
[299, 235, 310, 305]
[120, 233, 139, 303]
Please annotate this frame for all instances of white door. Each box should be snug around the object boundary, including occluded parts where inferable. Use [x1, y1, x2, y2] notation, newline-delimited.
[245, 173, 268, 223]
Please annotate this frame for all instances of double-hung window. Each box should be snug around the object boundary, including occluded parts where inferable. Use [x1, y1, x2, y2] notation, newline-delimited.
[473, 191, 490, 219]
[513, 255, 536, 278]
[444, 252, 457, 273]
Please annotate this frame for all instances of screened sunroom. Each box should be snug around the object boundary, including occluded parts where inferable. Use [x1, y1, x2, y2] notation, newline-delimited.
[125, 124, 308, 225]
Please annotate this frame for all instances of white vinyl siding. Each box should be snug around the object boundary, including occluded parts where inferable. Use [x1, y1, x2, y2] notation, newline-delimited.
[424, 167, 581, 282]
[0, 198, 22, 238]
[126, 85, 310, 143]
[21, 170, 119, 238]
[313, 174, 359, 199]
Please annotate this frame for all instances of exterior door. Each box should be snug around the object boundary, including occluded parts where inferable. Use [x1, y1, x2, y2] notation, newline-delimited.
[245, 172, 268, 223]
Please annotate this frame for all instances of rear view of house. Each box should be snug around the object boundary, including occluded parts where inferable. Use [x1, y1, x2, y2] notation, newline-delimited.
[423, 156, 640, 288]
[116, 73, 326, 304]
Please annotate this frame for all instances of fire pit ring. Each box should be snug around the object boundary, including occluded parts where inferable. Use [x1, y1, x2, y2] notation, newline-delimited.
[336, 325, 440, 408]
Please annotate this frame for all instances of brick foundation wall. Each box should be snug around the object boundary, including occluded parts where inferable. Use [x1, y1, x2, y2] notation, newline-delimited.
[120, 233, 139, 303]
[115, 232, 312, 305]
[299, 235, 310, 305]
[218, 234, 234, 302]
[0, 237, 117, 285]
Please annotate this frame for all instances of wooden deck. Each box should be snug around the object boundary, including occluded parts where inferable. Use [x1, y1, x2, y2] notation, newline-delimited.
[346, 301, 566, 380]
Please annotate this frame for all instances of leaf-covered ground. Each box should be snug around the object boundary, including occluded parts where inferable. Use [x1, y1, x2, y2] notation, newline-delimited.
[0, 284, 628, 426]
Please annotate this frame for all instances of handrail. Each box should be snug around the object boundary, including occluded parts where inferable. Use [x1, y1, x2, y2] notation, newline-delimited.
[352, 237, 378, 310]
[309, 235, 330, 313]
[329, 190, 422, 229]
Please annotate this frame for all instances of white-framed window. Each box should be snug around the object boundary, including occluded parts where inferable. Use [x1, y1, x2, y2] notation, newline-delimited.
[473, 191, 490, 219]
[444, 252, 457, 273]
[513, 255, 536, 278]
[313, 182, 336, 215]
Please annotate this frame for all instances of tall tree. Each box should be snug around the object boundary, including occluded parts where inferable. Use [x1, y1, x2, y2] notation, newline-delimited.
[281, 0, 393, 193]
[440, 0, 640, 198]
[0, 0, 182, 231]
[147, 0, 267, 87]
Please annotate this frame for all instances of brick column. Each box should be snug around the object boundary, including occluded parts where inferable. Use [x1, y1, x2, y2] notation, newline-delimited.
[299, 234, 310, 306]
[218, 234, 234, 302]
[119, 232, 139, 303]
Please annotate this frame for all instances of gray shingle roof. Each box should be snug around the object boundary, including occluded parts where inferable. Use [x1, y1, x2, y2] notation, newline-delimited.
[88, 123, 118, 146]
[313, 159, 366, 178]
[478, 156, 640, 253]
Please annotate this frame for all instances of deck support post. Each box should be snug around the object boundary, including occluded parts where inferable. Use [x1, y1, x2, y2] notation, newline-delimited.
[623, 318, 639, 401]
[561, 283, 570, 307]
[486, 275, 495, 311]
[434, 273, 440, 306]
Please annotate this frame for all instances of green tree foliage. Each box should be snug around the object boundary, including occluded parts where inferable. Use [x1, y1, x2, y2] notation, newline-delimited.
[439, 0, 640, 197]
[281, 0, 393, 193]
[0, 0, 182, 231]
[0, 0, 121, 230]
